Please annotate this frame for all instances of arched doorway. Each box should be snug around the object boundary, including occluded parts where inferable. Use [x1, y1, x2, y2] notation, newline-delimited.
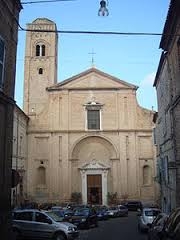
[71, 136, 117, 205]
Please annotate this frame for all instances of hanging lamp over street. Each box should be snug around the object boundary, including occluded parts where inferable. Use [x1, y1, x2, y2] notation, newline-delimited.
[98, 0, 109, 16]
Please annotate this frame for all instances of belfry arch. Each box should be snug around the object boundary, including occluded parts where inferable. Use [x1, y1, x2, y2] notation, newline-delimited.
[70, 136, 118, 205]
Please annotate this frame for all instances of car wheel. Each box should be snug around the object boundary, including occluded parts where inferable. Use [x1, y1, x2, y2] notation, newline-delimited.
[138, 224, 142, 233]
[13, 228, 21, 240]
[54, 232, 66, 240]
[95, 221, 98, 227]
[86, 221, 90, 229]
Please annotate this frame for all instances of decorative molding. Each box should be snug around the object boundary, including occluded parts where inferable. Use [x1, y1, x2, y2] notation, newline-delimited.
[79, 160, 110, 171]
[110, 158, 120, 161]
[34, 135, 50, 138]
[139, 158, 153, 161]
[69, 158, 79, 162]
[28, 129, 153, 134]
[34, 158, 48, 162]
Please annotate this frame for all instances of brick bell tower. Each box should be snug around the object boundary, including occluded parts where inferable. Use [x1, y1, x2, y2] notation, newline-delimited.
[23, 18, 58, 115]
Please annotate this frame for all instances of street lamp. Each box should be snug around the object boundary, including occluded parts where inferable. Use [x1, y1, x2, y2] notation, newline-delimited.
[98, 0, 109, 16]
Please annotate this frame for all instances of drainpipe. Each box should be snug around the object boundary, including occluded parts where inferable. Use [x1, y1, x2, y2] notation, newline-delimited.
[15, 113, 19, 206]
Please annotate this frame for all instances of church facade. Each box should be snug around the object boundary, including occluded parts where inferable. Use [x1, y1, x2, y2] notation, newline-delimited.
[22, 18, 157, 205]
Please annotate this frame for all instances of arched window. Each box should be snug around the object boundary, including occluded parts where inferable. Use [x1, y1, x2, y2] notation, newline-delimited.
[37, 166, 46, 185]
[38, 68, 43, 74]
[35, 44, 46, 57]
[36, 45, 40, 56]
[143, 165, 151, 185]
[42, 45, 45, 56]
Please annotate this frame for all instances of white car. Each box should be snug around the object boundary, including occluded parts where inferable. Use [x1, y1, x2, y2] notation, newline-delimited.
[138, 208, 161, 232]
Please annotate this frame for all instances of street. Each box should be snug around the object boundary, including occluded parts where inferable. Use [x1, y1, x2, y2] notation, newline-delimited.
[79, 212, 147, 240]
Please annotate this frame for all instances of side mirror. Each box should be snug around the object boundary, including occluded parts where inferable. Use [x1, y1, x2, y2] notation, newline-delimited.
[46, 218, 52, 224]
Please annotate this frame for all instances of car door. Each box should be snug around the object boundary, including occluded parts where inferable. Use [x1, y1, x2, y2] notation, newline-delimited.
[13, 211, 34, 238]
[33, 212, 54, 239]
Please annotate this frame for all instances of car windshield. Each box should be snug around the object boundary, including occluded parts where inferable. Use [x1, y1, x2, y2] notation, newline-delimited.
[46, 211, 64, 222]
[52, 210, 64, 217]
[145, 210, 160, 217]
[74, 208, 89, 216]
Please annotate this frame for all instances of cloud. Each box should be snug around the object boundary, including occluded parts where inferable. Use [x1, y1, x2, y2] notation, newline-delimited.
[140, 72, 156, 87]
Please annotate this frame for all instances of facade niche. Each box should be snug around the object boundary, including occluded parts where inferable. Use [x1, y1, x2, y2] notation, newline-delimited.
[143, 165, 151, 185]
[37, 166, 46, 185]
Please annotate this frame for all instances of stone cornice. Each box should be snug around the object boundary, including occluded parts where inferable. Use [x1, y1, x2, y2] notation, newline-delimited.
[47, 87, 135, 92]
[27, 129, 153, 134]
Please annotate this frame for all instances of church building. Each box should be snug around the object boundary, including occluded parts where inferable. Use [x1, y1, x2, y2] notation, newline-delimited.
[22, 18, 157, 205]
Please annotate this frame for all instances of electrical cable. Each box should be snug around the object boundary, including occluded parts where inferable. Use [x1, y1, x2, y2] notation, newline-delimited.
[21, 0, 75, 4]
[17, 23, 180, 37]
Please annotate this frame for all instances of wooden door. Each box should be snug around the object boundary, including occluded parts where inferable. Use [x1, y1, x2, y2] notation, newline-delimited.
[87, 175, 102, 204]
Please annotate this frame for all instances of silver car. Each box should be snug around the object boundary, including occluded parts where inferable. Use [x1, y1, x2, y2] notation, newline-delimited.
[107, 206, 120, 217]
[12, 209, 79, 240]
[138, 208, 161, 232]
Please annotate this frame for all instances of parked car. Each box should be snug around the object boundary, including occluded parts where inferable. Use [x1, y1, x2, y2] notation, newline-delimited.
[148, 213, 168, 240]
[107, 206, 120, 218]
[12, 209, 79, 240]
[117, 205, 128, 217]
[161, 207, 180, 240]
[69, 207, 98, 229]
[94, 206, 109, 220]
[39, 202, 55, 210]
[14, 201, 39, 210]
[52, 207, 74, 222]
[138, 207, 161, 232]
[125, 201, 143, 211]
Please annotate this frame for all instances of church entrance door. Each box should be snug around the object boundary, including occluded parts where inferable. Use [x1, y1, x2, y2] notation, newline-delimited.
[87, 174, 102, 205]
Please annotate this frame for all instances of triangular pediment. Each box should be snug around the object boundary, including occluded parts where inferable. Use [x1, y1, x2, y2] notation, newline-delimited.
[47, 68, 138, 91]
[79, 160, 110, 170]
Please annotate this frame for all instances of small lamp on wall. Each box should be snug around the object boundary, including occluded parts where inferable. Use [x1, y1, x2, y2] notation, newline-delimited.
[98, 0, 109, 16]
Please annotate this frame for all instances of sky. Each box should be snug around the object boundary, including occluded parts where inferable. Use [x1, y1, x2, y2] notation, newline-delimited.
[15, 0, 170, 110]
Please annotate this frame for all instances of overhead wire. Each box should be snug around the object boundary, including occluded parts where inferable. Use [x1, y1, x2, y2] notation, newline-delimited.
[18, 1, 178, 37]
[17, 23, 180, 37]
[21, 0, 75, 4]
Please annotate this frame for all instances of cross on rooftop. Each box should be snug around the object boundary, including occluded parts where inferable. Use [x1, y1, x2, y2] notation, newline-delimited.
[88, 49, 96, 67]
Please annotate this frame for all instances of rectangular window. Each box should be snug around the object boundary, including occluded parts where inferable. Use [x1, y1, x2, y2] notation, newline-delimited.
[0, 37, 5, 90]
[87, 110, 100, 130]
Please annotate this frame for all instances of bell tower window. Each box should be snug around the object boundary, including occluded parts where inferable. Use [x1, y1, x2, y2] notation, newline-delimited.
[36, 44, 46, 57]
[42, 45, 45, 56]
[38, 68, 43, 74]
